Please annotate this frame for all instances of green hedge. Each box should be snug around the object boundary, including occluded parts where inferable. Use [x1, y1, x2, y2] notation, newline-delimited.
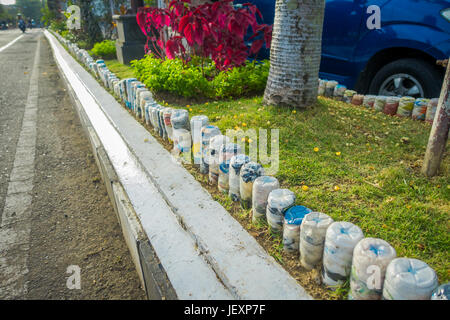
[131, 55, 269, 99]
[90, 40, 117, 60]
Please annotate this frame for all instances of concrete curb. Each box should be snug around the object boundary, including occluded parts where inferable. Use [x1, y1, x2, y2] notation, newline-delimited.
[45, 30, 312, 300]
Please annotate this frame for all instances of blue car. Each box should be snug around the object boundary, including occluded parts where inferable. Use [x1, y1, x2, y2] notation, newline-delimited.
[237, 0, 450, 98]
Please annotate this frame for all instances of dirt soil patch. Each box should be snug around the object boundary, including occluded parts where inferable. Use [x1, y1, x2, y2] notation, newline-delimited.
[25, 37, 146, 300]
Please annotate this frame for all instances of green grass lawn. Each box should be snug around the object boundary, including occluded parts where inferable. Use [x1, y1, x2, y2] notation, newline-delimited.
[104, 59, 136, 79]
[106, 60, 449, 286]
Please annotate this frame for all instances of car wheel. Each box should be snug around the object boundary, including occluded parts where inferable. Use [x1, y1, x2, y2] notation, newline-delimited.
[368, 58, 442, 98]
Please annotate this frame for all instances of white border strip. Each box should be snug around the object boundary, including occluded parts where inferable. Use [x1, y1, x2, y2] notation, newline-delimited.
[44, 30, 233, 300]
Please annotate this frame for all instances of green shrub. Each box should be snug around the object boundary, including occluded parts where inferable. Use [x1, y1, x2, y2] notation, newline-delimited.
[132, 55, 269, 99]
[91, 40, 117, 60]
[49, 20, 67, 34]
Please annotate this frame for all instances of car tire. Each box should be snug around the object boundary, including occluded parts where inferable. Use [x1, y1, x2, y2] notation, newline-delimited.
[368, 58, 443, 98]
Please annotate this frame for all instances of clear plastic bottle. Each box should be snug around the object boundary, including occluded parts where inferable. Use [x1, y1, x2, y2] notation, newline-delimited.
[163, 108, 173, 142]
[218, 143, 242, 193]
[158, 108, 167, 139]
[431, 283, 450, 300]
[200, 126, 221, 175]
[229, 154, 250, 201]
[396, 96, 416, 118]
[282, 206, 312, 253]
[383, 96, 400, 116]
[382, 258, 438, 300]
[239, 162, 264, 209]
[170, 109, 190, 131]
[349, 238, 397, 300]
[373, 96, 387, 112]
[299, 212, 334, 270]
[333, 84, 347, 101]
[139, 91, 153, 120]
[322, 221, 364, 287]
[425, 98, 439, 124]
[252, 176, 280, 223]
[125, 79, 138, 109]
[172, 129, 192, 163]
[190, 116, 209, 166]
[318, 79, 327, 96]
[343, 90, 357, 103]
[411, 98, 429, 121]
[325, 80, 338, 97]
[363, 95, 376, 108]
[266, 189, 296, 233]
[351, 94, 364, 106]
[208, 135, 230, 185]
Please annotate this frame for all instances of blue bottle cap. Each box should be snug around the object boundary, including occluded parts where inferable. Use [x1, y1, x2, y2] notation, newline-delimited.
[284, 206, 312, 225]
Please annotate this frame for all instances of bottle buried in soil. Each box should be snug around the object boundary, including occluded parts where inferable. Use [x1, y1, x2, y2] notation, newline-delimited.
[431, 283, 450, 300]
[382, 257, 438, 300]
[322, 221, 364, 288]
[266, 189, 296, 234]
[325, 81, 338, 98]
[396, 96, 416, 118]
[252, 176, 280, 223]
[343, 90, 357, 104]
[383, 96, 400, 116]
[125, 79, 138, 109]
[144, 101, 157, 126]
[239, 162, 264, 209]
[158, 108, 167, 139]
[299, 212, 334, 270]
[333, 84, 347, 101]
[363, 95, 376, 109]
[171, 109, 190, 131]
[208, 135, 231, 185]
[163, 108, 174, 142]
[218, 143, 242, 193]
[349, 237, 396, 300]
[318, 79, 327, 96]
[351, 94, 364, 106]
[172, 129, 192, 163]
[425, 98, 439, 124]
[229, 154, 250, 202]
[200, 125, 221, 175]
[282, 206, 312, 253]
[373, 96, 387, 112]
[190, 116, 209, 166]
[411, 98, 430, 121]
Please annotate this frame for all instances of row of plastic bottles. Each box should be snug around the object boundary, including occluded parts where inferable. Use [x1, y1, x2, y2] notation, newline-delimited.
[318, 79, 439, 123]
[59, 32, 448, 300]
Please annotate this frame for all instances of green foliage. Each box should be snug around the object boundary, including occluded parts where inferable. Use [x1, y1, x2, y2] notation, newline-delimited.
[91, 40, 117, 59]
[49, 20, 68, 33]
[0, 4, 14, 22]
[211, 60, 270, 99]
[16, 0, 42, 21]
[143, 0, 158, 6]
[40, 6, 56, 27]
[132, 55, 270, 99]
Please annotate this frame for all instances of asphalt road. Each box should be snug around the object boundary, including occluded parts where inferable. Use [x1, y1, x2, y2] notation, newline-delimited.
[0, 29, 145, 300]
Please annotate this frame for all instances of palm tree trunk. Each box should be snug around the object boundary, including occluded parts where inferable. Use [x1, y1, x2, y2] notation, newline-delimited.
[263, 0, 325, 108]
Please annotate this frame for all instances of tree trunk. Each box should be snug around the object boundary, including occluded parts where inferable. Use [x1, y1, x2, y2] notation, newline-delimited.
[422, 61, 450, 177]
[263, 0, 325, 108]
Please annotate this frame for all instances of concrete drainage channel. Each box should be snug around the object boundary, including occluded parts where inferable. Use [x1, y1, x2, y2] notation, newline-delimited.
[44, 30, 312, 300]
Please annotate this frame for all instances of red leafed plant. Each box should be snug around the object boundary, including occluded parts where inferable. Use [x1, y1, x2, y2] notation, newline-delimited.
[136, 0, 272, 70]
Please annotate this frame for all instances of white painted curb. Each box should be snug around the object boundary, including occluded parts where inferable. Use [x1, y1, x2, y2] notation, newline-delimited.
[44, 30, 312, 300]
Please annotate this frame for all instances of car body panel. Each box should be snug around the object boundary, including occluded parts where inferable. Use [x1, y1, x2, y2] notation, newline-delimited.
[236, 0, 450, 91]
